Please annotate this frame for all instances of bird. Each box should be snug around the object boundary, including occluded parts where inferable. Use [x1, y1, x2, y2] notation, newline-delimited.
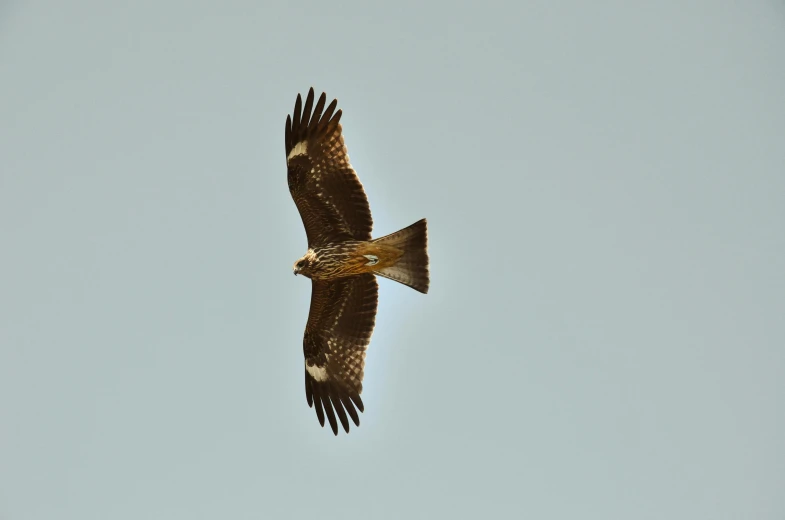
[285, 88, 429, 435]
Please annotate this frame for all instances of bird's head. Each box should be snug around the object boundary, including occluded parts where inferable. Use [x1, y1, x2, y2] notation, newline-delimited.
[293, 250, 316, 277]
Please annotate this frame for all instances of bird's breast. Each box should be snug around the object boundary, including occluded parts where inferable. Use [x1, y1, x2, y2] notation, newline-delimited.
[310, 242, 403, 279]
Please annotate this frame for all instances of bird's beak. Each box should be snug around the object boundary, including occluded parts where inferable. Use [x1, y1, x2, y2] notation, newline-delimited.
[293, 268, 299, 276]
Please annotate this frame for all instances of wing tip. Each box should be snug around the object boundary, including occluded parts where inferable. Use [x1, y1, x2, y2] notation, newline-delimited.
[287, 88, 342, 152]
[305, 372, 364, 435]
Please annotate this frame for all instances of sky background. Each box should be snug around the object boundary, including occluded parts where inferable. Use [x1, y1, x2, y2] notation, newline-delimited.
[1, 1, 784, 519]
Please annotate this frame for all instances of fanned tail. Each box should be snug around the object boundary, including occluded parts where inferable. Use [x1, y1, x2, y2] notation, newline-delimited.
[372, 219, 429, 294]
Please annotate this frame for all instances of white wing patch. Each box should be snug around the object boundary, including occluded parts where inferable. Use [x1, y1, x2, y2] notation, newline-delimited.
[287, 140, 308, 161]
[306, 361, 328, 382]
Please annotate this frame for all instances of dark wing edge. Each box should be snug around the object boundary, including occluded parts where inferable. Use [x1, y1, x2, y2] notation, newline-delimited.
[285, 88, 373, 246]
[303, 274, 378, 435]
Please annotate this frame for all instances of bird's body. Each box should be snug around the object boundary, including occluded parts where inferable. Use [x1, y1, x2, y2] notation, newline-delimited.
[285, 88, 429, 435]
[294, 241, 403, 281]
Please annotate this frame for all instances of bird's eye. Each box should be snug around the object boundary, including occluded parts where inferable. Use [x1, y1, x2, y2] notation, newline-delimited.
[297, 260, 304, 268]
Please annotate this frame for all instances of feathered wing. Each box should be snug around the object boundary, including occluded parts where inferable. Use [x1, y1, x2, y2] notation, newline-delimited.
[303, 274, 378, 435]
[285, 88, 373, 247]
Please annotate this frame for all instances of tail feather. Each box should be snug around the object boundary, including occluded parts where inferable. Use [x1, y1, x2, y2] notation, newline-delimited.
[372, 219, 429, 294]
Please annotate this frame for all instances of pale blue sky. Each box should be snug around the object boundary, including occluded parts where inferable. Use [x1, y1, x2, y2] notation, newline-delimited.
[1, 1, 784, 519]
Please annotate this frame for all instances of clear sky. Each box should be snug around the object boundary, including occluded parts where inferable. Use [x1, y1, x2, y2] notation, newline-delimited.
[1, 1, 784, 519]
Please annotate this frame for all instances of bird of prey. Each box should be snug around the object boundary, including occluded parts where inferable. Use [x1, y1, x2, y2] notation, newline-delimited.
[285, 88, 429, 435]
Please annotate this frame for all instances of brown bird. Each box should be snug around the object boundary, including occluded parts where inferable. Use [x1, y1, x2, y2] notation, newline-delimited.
[286, 88, 429, 435]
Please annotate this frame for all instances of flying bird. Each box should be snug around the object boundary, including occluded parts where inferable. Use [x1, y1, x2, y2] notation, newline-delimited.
[285, 88, 429, 435]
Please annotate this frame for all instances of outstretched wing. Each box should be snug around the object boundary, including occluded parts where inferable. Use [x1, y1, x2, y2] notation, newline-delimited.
[303, 274, 378, 435]
[285, 88, 373, 247]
